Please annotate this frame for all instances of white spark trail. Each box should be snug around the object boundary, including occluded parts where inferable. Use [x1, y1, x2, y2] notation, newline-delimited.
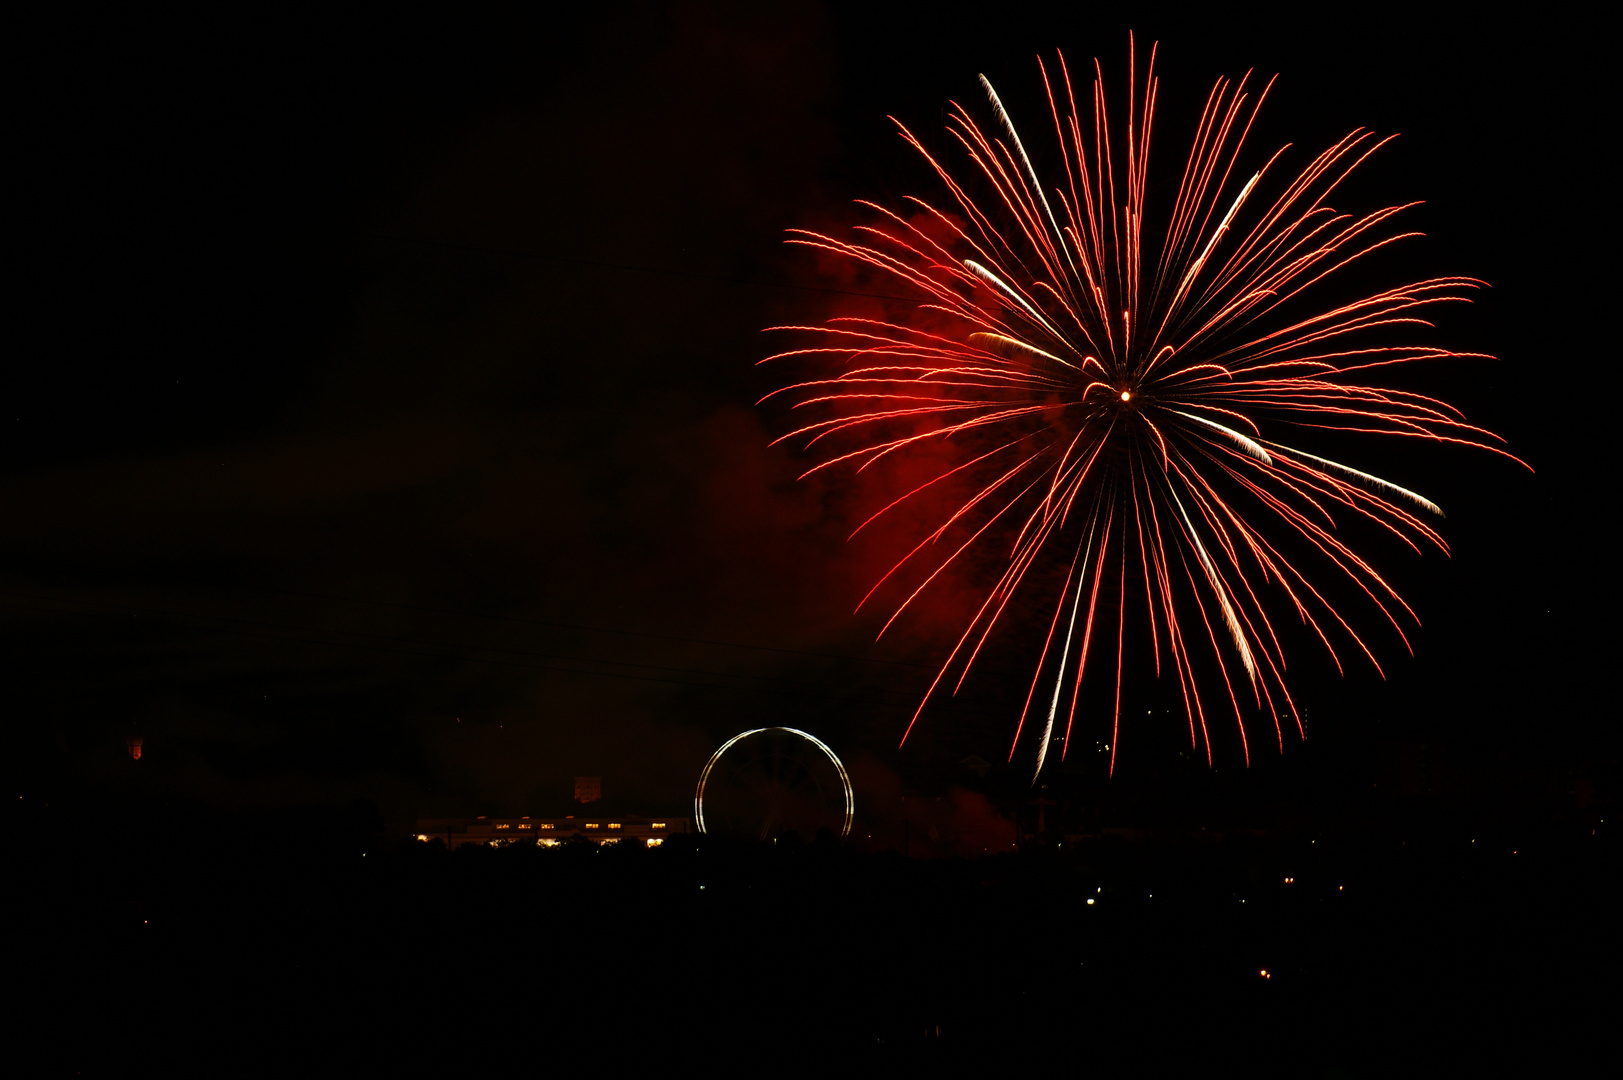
[1262, 440, 1444, 516]
[1170, 409, 1274, 464]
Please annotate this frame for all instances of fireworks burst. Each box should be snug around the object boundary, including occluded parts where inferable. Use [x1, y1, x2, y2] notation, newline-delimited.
[763, 40, 1523, 779]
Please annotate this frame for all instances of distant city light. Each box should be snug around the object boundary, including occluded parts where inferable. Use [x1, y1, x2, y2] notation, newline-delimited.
[1260, 970, 1271, 979]
[1086, 899, 1095, 905]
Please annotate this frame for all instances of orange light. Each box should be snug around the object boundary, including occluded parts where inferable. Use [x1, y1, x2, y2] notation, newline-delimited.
[1260, 970, 1271, 979]
[1120, 390, 1132, 402]
[1284, 877, 1294, 884]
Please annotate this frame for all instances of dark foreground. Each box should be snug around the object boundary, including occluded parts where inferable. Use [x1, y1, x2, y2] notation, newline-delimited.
[16, 809, 1613, 1077]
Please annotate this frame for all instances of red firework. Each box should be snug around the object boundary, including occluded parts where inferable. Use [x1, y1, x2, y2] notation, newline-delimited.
[763, 41, 1524, 779]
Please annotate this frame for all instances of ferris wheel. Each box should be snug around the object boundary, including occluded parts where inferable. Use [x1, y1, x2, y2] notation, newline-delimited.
[694, 727, 854, 840]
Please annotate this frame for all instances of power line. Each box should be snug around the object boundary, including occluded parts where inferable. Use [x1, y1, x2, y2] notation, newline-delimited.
[252, 583, 936, 670]
[355, 232, 923, 304]
[0, 590, 935, 710]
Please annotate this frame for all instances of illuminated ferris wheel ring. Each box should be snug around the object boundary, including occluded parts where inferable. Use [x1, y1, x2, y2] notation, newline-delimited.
[694, 727, 854, 838]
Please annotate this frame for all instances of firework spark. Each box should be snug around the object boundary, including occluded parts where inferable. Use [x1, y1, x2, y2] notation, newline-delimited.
[763, 40, 1524, 779]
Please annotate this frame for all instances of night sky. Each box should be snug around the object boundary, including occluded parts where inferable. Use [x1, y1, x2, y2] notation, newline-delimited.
[8, 3, 1612, 832]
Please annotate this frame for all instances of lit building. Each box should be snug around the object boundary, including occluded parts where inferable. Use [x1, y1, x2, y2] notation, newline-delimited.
[414, 815, 689, 850]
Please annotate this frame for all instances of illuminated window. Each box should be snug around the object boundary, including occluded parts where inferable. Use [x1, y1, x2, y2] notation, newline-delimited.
[645, 838, 664, 848]
[415, 834, 429, 842]
[539, 823, 554, 830]
[517, 824, 532, 830]
[607, 823, 622, 830]
[584, 823, 600, 830]
[495, 824, 510, 830]
[652, 822, 667, 829]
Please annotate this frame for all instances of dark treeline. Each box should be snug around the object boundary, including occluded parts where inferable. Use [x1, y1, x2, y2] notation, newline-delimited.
[15, 795, 1612, 1076]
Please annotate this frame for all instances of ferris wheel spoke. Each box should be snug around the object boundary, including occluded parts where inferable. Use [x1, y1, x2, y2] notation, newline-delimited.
[695, 727, 854, 839]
